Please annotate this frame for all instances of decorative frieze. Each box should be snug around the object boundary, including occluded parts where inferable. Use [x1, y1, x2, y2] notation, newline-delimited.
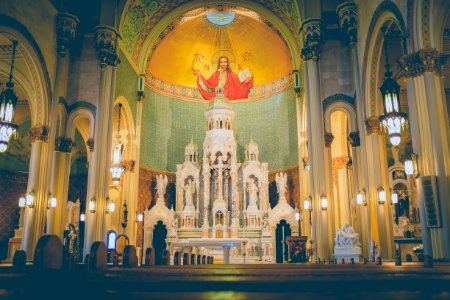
[365, 116, 381, 135]
[56, 13, 79, 57]
[348, 131, 360, 147]
[55, 137, 74, 153]
[336, 2, 358, 47]
[29, 125, 49, 142]
[86, 138, 94, 152]
[324, 132, 334, 147]
[93, 26, 121, 67]
[399, 48, 446, 78]
[301, 19, 323, 61]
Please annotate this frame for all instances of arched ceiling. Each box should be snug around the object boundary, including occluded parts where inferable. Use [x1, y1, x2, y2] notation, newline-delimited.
[119, 0, 302, 65]
[146, 8, 293, 89]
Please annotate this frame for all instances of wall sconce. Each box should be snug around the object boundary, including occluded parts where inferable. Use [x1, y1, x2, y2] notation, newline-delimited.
[356, 189, 366, 206]
[404, 153, 419, 178]
[295, 208, 301, 221]
[89, 198, 96, 213]
[80, 212, 86, 222]
[391, 192, 398, 204]
[378, 187, 386, 204]
[303, 197, 311, 210]
[321, 195, 328, 210]
[106, 197, 115, 214]
[26, 192, 34, 208]
[18, 196, 26, 208]
[47, 195, 57, 209]
[136, 212, 143, 222]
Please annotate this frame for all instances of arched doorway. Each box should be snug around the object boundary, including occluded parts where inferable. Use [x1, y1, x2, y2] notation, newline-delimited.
[275, 220, 291, 263]
[152, 220, 167, 265]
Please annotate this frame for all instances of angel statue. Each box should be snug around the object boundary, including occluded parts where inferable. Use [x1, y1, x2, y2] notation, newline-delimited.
[156, 174, 168, 202]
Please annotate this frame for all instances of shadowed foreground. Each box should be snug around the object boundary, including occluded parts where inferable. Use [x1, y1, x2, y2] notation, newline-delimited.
[1, 262, 450, 299]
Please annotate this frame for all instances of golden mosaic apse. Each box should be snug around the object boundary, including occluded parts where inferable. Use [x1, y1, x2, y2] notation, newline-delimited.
[146, 10, 293, 90]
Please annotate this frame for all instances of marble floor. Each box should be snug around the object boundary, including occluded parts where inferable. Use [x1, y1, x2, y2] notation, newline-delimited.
[1, 262, 450, 299]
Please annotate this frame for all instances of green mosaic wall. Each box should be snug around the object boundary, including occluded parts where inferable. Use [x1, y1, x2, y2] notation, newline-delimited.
[115, 56, 138, 120]
[140, 88, 299, 172]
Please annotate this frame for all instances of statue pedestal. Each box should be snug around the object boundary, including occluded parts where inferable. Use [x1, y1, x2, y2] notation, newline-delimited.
[334, 246, 362, 263]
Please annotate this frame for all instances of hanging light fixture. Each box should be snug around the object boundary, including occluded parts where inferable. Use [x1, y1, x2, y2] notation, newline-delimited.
[378, 31, 408, 146]
[110, 103, 124, 185]
[0, 40, 19, 153]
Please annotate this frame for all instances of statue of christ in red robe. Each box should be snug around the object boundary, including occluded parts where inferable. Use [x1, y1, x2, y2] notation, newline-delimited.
[193, 56, 253, 100]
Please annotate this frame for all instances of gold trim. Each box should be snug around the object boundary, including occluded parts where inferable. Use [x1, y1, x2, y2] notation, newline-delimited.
[144, 81, 294, 103]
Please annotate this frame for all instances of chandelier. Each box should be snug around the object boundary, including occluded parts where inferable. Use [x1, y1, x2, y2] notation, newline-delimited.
[0, 40, 19, 153]
[378, 33, 408, 146]
[110, 103, 124, 185]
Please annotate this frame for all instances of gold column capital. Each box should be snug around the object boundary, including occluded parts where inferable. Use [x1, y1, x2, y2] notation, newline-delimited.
[55, 137, 74, 153]
[86, 138, 94, 152]
[365, 116, 381, 135]
[29, 125, 49, 142]
[399, 48, 446, 78]
[56, 13, 79, 57]
[301, 19, 324, 61]
[336, 2, 358, 47]
[93, 25, 121, 67]
[324, 132, 334, 147]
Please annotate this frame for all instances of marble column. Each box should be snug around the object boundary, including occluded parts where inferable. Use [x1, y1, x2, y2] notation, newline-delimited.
[337, 2, 370, 258]
[21, 126, 50, 259]
[365, 118, 394, 259]
[84, 26, 120, 255]
[301, 19, 331, 259]
[46, 13, 79, 239]
[400, 49, 450, 259]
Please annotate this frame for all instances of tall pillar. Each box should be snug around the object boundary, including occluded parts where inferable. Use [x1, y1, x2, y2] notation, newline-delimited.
[84, 26, 120, 255]
[47, 13, 79, 238]
[301, 19, 331, 259]
[122, 160, 137, 243]
[21, 126, 50, 259]
[337, 2, 370, 258]
[365, 118, 394, 259]
[400, 49, 450, 259]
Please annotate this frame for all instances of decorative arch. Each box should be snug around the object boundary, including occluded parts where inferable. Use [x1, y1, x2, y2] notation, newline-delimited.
[323, 97, 357, 133]
[119, 0, 302, 73]
[362, 2, 407, 118]
[0, 16, 51, 127]
[65, 107, 95, 150]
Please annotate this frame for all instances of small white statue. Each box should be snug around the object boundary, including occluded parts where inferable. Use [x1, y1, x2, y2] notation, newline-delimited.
[247, 177, 259, 207]
[262, 215, 270, 232]
[275, 172, 287, 198]
[156, 174, 168, 200]
[184, 178, 196, 207]
[170, 216, 179, 235]
[335, 223, 360, 248]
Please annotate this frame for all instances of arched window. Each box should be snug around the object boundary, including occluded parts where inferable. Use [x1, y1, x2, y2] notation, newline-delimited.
[107, 231, 117, 250]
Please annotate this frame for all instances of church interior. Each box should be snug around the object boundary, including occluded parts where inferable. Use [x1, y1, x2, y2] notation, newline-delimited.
[0, 0, 449, 298]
